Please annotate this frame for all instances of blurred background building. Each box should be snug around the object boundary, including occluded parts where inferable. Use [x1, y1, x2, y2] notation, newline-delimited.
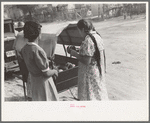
[4, 3, 146, 23]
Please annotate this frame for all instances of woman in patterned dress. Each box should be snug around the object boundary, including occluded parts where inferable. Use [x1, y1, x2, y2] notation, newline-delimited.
[21, 21, 59, 101]
[68, 19, 109, 101]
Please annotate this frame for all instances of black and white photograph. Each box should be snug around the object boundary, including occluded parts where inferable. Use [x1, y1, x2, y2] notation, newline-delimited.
[1, 1, 149, 121]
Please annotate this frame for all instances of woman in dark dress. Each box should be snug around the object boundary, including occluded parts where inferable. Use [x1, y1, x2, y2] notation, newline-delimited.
[21, 21, 59, 101]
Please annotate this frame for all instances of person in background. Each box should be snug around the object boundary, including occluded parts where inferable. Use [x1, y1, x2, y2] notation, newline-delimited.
[87, 9, 93, 17]
[67, 19, 109, 101]
[14, 21, 24, 36]
[13, 21, 25, 50]
[21, 21, 59, 101]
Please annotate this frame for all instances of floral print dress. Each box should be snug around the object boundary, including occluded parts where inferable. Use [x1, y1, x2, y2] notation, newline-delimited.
[78, 31, 109, 101]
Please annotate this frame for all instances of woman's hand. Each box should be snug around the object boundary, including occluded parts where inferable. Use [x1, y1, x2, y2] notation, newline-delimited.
[70, 50, 77, 57]
[68, 46, 92, 65]
[67, 45, 76, 54]
[53, 69, 58, 77]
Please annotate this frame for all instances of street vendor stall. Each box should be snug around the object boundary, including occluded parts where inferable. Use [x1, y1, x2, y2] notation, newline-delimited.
[13, 21, 83, 99]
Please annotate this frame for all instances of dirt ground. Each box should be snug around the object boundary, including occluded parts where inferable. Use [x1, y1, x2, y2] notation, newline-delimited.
[4, 14, 147, 101]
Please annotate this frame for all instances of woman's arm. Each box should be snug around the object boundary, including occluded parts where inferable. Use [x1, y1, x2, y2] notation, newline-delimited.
[43, 69, 58, 77]
[34, 48, 58, 78]
[70, 50, 92, 65]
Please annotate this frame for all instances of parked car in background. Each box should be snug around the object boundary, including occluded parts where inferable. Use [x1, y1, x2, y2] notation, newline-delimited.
[4, 18, 19, 75]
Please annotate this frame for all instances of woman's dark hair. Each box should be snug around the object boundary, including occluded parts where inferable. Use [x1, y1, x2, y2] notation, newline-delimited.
[24, 21, 42, 42]
[77, 19, 101, 37]
[77, 19, 95, 33]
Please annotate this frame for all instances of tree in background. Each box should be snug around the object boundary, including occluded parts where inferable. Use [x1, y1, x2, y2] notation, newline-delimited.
[4, 5, 23, 20]
[4, 5, 12, 18]
[16, 5, 38, 21]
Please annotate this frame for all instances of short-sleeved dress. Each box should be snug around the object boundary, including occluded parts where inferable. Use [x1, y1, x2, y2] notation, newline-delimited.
[78, 31, 109, 101]
[21, 42, 59, 101]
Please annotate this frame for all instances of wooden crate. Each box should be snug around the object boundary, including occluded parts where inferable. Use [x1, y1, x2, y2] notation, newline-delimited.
[54, 54, 78, 92]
